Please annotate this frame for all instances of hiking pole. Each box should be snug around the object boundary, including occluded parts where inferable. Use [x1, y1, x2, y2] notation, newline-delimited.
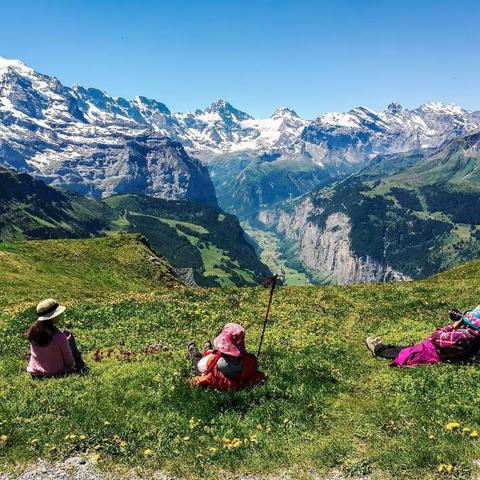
[257, 271, 284, 357]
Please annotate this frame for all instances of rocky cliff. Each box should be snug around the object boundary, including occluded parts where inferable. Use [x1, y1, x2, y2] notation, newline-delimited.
[0, 58, 217, 206]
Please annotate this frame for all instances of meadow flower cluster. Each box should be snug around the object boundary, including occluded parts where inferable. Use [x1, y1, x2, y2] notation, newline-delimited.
[2, 268, 480, 478]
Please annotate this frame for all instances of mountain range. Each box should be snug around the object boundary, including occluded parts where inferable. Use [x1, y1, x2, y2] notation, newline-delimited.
[2, 57, 480, 216]
[2, 56, 480, 285]
[259, 130, 480, 284]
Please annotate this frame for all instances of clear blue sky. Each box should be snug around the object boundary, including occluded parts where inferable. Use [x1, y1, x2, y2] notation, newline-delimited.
[1, 0, 479, 118]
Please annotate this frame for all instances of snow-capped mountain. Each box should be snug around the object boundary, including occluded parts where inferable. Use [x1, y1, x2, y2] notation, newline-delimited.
[280, 101, 480, 172]
[0, 57, 217, 204]
[70, 89, 310, 160]
[2, 56, 480, 213]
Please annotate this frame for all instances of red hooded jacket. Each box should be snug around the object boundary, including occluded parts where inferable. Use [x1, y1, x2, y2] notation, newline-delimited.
[191, 352, 265, 391]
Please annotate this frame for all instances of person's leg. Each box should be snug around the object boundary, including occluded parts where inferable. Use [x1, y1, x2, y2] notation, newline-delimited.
[187, 342, 203, 375]
[374, 343, 406, 360]
[67, 332, 88, 373]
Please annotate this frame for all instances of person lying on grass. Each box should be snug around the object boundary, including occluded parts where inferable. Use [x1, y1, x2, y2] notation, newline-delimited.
[365, 305, 480, 367]
[25, 298, 87, 378]
[187, 322, 265, 391]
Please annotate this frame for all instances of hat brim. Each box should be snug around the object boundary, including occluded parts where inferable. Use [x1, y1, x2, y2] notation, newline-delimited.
[214, 333, 245, 357]
[37, 305, 66, 322]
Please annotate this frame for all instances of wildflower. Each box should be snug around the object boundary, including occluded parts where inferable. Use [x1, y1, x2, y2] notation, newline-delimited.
[256, 424, 263, 431]
[0, 435, 7, 445]
[30, 438, 39, 445]
[438, 464, 445, 473]
[103, 421, 110, 426]
[208, 447, 218, 454]
[445, 422, 460, 431]
[79, 434, 87, 440]
[428, 434, 435, 440]
[91, 453, 101, 463]
[462, 427, 471, 433]
[182, 436, 191, 441]
[143, 449, 153, 456]
[470, 431, 479, 438]
[446, 464, 453, 473]
[249, 434, 258, 443]
[266, 425, 272, 433]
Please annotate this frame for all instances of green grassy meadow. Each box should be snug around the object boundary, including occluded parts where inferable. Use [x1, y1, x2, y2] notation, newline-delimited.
[2, 238, 480, 478]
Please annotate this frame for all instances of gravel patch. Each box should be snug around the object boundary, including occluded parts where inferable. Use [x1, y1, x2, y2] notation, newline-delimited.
[0, 456, 172, 480]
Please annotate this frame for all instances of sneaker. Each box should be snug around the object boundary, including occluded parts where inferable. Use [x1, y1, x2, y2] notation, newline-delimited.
[203, 340, 213, 351]
[187, 341, 198, 355]
[365, 337, 382, 357]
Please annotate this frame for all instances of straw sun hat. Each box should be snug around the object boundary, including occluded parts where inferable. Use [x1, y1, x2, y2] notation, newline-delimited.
[36, 298, 66, 322]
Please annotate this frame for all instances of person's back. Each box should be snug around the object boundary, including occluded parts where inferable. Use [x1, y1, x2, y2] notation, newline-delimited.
[25, 299, 79, 378]
[190, 323, 265, 391]
[28, 330, 75, 377]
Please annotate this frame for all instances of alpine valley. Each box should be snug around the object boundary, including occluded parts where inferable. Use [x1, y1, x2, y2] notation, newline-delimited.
[2, 56, 480, 284]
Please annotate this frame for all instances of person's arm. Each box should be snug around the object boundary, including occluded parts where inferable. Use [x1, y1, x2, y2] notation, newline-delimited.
[433, 329, 470, 348]
[58, 333, 76, 372]
[438, 324, 455, 333]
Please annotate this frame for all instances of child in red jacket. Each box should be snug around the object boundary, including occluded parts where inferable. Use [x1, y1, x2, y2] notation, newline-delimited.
[188, 323, 265, 391]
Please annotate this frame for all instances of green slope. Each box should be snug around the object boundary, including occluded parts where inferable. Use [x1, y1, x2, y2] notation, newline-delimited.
[3, 250, 480, 478]
[0, 168, 271, 287]
[104, 194, 271, 287]
[0, 166, 113, 240]
[300, 131, 480, 280]
[0, 234, 178, 306]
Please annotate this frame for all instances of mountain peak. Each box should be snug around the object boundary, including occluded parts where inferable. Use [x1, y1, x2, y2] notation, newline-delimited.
[418, 102, 465, 115]
[205, 99, 252, 120]
[386, 101, 404, 114]
[0, 57, 32, 76]
[271, 107, 299, 119]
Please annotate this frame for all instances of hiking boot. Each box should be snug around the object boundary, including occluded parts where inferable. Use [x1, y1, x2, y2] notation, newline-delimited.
[187, 341, 199, 356]
[365, 337, 382, 357]
[203, 340, 213, 351]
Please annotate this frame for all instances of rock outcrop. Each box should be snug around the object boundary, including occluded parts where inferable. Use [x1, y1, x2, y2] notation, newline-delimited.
[260, 200, 409, 284]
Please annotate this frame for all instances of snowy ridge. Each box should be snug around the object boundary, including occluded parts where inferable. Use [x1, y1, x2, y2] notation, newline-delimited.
[1, 56, 480, 200]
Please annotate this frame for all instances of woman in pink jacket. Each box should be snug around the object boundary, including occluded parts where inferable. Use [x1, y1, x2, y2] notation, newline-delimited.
[26, 299, 86, 378]
[365, 306, 480, 367]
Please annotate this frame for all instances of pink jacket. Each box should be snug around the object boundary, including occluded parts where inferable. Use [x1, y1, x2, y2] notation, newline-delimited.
[27, 331, 75, 377]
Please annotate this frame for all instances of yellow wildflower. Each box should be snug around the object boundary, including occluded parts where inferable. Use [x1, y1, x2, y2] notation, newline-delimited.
[91, 453, 101, 463]
[79, 434, 87, 440]
[143, 449, 153, 456]
[256, 424, 263, 431]
[446, 464, 453, 473]
[462, 427, 471, 433]
[182, 436, 191, 441]
[438, 464, 445, 473]
[208, 447, 218, 453]
[103, 421, 110, 426]
[445, 422, 460, 431]
[470, 431, 479, 438]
